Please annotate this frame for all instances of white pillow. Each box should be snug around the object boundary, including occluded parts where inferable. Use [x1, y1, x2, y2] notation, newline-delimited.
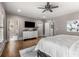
[19, 46, 36, 54]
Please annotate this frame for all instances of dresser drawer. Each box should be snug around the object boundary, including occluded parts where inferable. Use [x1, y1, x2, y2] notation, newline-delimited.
[22, 39, 39, 49]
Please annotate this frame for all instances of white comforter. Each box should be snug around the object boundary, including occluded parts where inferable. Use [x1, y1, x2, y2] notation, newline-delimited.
[35, 35, 79, 57]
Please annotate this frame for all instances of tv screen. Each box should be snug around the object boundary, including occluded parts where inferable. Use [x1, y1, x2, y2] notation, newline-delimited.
[25, 21, 35, 28]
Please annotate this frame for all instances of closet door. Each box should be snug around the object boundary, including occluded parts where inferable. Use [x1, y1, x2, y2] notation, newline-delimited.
[0, 28, 3, 42]
[0, 3, 6, 42]
[0, 12, 4, 42]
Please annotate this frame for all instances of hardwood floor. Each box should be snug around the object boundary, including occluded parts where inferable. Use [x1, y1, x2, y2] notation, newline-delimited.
[1, 38, 40, 57]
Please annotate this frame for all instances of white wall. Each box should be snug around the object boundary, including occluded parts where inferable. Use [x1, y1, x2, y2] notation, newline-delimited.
[7, 10, 79, 39]
[53, 11, 79, 36]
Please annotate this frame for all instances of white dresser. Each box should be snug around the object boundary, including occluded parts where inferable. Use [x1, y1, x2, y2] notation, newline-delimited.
[23, 30, 38, 40]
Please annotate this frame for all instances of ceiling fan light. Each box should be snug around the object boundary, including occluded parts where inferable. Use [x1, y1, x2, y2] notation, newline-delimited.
[17, 9, 22, 12]
[38, 2, 59, 13]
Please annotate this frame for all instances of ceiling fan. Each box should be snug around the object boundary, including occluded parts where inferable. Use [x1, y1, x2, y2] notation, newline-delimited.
[38, 2, 59, 13]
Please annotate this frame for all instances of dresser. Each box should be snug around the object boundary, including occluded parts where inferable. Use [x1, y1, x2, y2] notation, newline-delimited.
[23, 30, 38, 40]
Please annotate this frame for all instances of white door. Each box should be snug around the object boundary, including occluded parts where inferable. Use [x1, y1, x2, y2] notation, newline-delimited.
[37, 23, 43, 37]
[45, 22, 54, 36]
[45, 23, 50, 36]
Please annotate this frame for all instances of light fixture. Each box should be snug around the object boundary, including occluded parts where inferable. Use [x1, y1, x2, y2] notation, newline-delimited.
[17, 9, 21, 12]
[43, 16, 45, 18]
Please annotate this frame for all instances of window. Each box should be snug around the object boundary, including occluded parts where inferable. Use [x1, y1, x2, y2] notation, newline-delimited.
[67, 20, 79, 32]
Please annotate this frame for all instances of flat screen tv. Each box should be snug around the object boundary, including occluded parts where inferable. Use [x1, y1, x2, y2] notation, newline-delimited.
[25, 21, 35, 28]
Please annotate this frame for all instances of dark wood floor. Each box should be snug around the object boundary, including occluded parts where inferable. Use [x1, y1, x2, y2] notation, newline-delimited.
[1, 38, 40, 57]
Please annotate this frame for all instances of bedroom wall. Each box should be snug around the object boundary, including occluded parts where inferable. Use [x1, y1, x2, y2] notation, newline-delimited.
[53, 11, 79, 36]
[7, 14, 43, 40]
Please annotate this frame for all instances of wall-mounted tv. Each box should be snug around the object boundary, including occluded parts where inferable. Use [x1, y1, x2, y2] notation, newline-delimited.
[25, 21, 35, 28]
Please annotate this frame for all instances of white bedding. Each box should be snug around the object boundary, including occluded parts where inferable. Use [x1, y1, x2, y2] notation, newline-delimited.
[35, 35, 79, 57]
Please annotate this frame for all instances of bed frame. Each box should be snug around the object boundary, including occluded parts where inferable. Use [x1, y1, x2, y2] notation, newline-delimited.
[37, 50, 50, 57]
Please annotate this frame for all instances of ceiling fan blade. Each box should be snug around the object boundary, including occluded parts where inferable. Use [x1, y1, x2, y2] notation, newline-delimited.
[42, 9, 46, 13]
[51, 6, 59, 8]
[49, 9, 53, 12]
[38, 7, 45, 9]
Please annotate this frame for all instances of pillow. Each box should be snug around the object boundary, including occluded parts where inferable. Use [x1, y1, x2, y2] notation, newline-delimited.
[19, 45, 36, 55]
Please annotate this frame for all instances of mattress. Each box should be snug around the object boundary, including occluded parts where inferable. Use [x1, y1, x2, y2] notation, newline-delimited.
[35, 35, 79, 57]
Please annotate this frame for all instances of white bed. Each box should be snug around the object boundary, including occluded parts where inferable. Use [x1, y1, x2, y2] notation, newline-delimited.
[35, 35, 79, 57]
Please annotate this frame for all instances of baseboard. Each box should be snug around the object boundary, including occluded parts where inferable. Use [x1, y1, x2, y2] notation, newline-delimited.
[24, 37, 37, 41]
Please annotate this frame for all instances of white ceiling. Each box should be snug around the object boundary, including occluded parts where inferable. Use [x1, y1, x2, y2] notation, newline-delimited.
[2, 2, 79, 19]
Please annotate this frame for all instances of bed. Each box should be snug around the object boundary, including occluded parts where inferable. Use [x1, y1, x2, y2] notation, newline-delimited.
[35, 35, 79, 57]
